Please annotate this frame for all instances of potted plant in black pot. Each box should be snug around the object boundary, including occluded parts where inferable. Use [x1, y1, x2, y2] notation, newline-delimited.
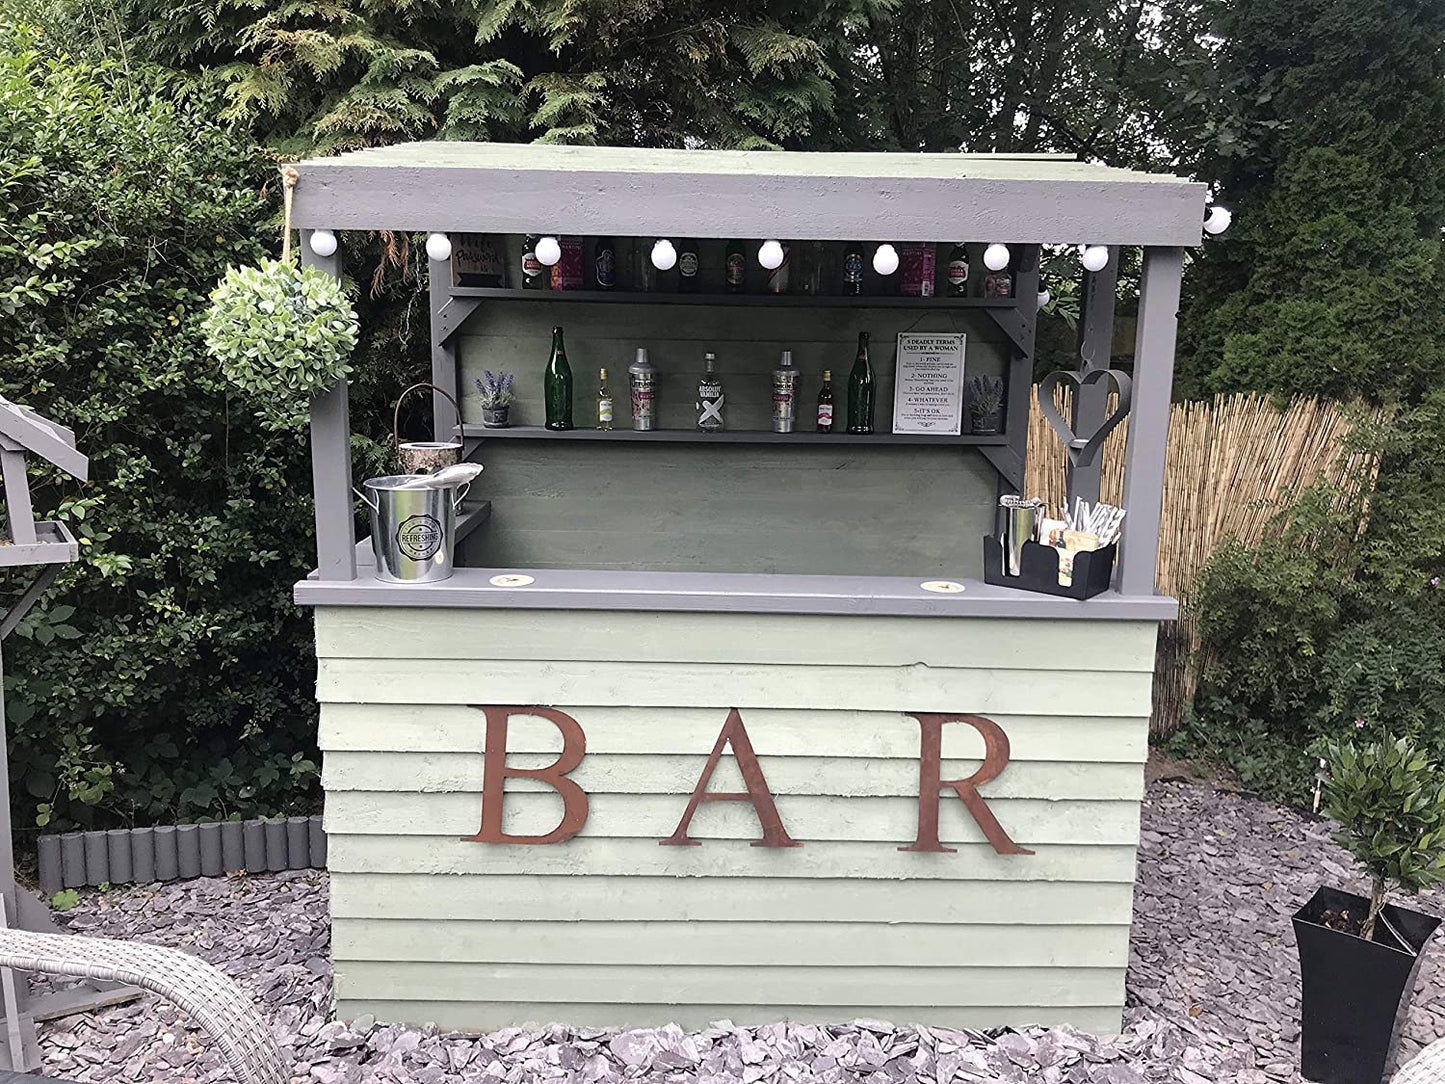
[474, 370, 514, 428]
[1295, 734, 1445, 1084]
[967, 375, 1004, 435]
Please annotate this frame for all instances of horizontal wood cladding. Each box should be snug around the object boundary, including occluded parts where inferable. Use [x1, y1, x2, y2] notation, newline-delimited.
[317, 662, 1154, 717]
[335, 1000, 1126, 1036]
[326, 835, 1140, 882]
[323, 751, 1146, 799]
[319, 706, 1147, 761]
[324, 793, 1141, 846]
[328, 874, 1136, 925]
[332, 919, 1130, 968]
[316, 609, 1159, 671]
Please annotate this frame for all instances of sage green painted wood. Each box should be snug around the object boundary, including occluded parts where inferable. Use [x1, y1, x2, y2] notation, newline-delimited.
[332, 919, 1130, 968]
[456, 297, 1001, 575]
[315, 609, 1159, 672]
[326, 834, 1141, 881]
[317, 705, 1149, 762]
[328, 874, 1137, 924]
[337, 1000, 1126, 1036]
[324, 792, 1141, 845]
[316, 659, 1155, 716]
[322, 751, 1147, 799]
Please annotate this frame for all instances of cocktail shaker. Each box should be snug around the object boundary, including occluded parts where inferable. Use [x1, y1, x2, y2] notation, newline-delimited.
[999, 495, 1044, 576]
[629, 347, 657, 431]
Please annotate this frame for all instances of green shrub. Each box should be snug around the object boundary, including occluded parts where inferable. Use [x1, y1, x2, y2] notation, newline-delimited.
[0, 23, 322, 830]
[1319, 734, 1445, 939]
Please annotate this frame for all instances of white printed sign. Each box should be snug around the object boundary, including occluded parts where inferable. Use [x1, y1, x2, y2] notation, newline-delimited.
[892, 333, 966, 435]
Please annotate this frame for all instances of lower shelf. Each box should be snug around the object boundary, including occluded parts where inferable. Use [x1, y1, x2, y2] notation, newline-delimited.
[463, 425, 1006, 446]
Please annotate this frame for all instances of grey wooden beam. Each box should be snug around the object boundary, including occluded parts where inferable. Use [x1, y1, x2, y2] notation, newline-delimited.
[433, 296, 483, 344]
[427, 258, 463, 441]
[995, 247, 1039, 502]
[302, 233, 357, 581]
[0, 453, 35, 547]
[1117, 247, 1183, 597]
[1067, 247, 1119, 505]
[292, 158, 1208, 247]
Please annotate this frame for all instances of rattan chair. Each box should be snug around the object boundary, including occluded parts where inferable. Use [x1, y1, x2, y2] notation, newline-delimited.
[0, 928, 287, 1084]
[1394, 1038, 1445, 1083]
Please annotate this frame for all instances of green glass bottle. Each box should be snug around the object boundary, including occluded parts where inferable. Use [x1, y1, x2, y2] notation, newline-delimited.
[846, 331, 874, 434]
[544, 325, 573, 430]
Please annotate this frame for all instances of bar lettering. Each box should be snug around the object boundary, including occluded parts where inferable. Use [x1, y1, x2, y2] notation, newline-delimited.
[464, 706, 589, 845]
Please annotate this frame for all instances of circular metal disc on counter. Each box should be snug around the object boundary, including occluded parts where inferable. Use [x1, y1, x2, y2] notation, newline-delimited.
[489, 573, 536, 587]
[919, 580, 966, 594]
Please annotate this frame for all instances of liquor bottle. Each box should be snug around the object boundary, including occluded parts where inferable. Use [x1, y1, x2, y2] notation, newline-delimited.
[772, 350, 799, 432]
[767, 242, 790, 295]
[544, 325, 573, 431]
[842, 242, 864, 296]
[816, 369, 835, 433]
[984, 250, 1013, 299]
[947, 242, 969, 297]
[593, 237, 617, 290]
[678, 238, 700, 293]
[596, 367, 614, 430]
[551, 237, 584, 290]
[521, 234, 546, 290]
[629, 347, 657, 431]
[846, 331, 874, 434]
[725, 239, 748, 293]
[697, 352, 725, 431]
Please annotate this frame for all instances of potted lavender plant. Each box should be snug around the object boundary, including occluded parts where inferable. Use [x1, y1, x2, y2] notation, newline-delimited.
[967, 375, 1004, 435]
[1294, 733, 1445, 1083]
[475, 370, 514, 428]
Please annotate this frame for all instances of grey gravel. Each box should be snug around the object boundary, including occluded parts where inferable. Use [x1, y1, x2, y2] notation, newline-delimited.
[27, 781, 1445, 1082]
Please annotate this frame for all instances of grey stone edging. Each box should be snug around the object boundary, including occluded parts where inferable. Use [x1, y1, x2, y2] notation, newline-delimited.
[36, 816, 325, 896]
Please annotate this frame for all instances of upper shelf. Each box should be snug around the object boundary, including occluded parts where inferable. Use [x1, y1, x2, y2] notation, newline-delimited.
[448, 286, 1017, 309]
[463, 425, 1006, 446]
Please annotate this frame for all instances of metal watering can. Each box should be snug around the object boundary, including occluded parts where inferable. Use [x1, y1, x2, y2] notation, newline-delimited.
[354, 464, 481, 583]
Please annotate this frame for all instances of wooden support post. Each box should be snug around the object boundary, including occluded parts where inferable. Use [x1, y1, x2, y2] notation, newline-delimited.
[302, 232, 357, 581]
[428, 254, 462, 442]
[1117, 246, 1183, 596]
[995, 247, 1039, 501]
[1068, 247, 1118, 505]
[0, 449, 35, 547]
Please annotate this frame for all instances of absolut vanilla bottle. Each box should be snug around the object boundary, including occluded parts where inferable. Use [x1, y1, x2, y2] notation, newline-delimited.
[696, 352, 725, 432]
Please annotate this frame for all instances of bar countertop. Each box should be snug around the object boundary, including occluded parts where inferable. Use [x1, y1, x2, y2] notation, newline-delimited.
[295, 564, 1178, 620]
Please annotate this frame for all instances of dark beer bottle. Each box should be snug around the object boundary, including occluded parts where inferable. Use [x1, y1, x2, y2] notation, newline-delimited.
[816, 369, 835, 433]
[521, 234, 546, 290]
[593, 236, 617, 290]
[947, 242, 969, 297]
[725, 239, 747, 293]
[842, 242, 865, 296]
[544, 325, 574, 430]
[846, 332, 874, 434]
[678, 238, 700, 293]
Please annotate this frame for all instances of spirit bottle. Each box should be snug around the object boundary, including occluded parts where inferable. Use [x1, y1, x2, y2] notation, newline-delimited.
[697, 352, 725, 431]
[596, 367, 614, 430]
[816, 369, 835, 432]
[678, 238, 700, 293]
[593, 237, 617, 290]
[772, 350, 798, 433]
[947, 242, 969, 297]
[842, 242, 864, 296]
[846, 331, 874, 434]
[544, 325, 573, 430]
[725, 240, 747, 293]
[521, 234, 546, 290]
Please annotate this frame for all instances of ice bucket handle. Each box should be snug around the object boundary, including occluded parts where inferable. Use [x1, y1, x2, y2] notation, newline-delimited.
[352, 486, 379, 514]
[454, 481, 471, 510]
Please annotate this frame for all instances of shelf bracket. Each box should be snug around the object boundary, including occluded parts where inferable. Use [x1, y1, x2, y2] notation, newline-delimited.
[978, 445, 1024, 492]
[984, 306, 1032, 356]
[433, 295, 483, 346]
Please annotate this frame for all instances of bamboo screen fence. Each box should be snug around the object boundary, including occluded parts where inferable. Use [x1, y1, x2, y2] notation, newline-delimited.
[1024, 387, 1377, 733]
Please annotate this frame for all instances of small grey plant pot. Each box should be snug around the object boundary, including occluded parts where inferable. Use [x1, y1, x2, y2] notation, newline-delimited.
[969, 410, 1001, 435]
[481, 405, 511, 428]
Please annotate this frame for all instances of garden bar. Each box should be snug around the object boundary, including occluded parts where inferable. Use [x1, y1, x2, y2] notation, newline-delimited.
[291, 143, 1203, 1033]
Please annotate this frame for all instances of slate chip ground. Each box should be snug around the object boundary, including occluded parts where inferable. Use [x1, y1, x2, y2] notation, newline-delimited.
[27, 781, 1445, 1083]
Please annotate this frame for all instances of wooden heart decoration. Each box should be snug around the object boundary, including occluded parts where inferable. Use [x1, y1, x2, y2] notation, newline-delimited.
[1037, 368, 1133, 469]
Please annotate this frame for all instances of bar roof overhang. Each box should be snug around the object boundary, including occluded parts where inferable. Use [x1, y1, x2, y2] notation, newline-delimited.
[291, 142, 1208, 248]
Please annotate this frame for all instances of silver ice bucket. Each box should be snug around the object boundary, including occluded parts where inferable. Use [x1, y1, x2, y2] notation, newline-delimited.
[355, 475, 470, 583]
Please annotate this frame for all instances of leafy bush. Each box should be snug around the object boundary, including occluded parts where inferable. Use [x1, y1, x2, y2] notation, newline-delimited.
[0, 23, 323, 830]
[1318, 734, 1445, 939]
[203, 257, 358, 430]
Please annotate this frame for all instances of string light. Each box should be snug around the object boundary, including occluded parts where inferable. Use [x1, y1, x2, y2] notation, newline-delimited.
[872, 244, 900, 276]
[983, 243, 1010, 272]
[535, 235, 562, 266]
[1037, 287, 1052, 309]
[1081, 245, 1110, 273]
[757, 240, 785, 270]
[651, 239, 678, 271]
[308, 229, 338, 258]
[1204, 205, 1233, 235]
[424, 233, 451, 262]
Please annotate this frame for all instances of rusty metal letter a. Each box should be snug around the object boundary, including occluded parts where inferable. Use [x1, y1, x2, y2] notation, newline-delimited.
[463, 706, 589, 845]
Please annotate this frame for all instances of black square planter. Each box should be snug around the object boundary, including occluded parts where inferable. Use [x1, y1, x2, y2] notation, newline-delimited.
[1293, 885, 1441, 1084]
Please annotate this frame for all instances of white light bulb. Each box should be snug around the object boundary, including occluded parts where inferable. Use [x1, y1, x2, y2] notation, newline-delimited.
[872, 243, 900, 276]
[757, 239, 785, 271]
[983, 243, 1010, 272]
[308, 229, 338, 258]
[1204, 205, 1233, 235]
[651, 238, 677, 271]
[535, 235, 562, 266]
[1037, 287, 1051, 309]
[1081, 245, 1110, 273]
[425, 232, 452, 262]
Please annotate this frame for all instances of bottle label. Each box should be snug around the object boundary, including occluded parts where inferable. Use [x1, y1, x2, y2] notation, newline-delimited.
[595, 248, 616, 288]
[522, 252, 542, 279]
[843, 252, 863, 284]
[725, 252, 745, 286]
[817, 403, 834, 427]
[985, 272, 1013, 298]
[598, 397, 613, 423]
[679, 251, 699, 278]
[948, 259, 969, 286]
[631, 380, 656, 426]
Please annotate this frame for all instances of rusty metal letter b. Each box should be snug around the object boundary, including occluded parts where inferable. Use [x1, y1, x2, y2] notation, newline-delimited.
[464, 706, 589, 845]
